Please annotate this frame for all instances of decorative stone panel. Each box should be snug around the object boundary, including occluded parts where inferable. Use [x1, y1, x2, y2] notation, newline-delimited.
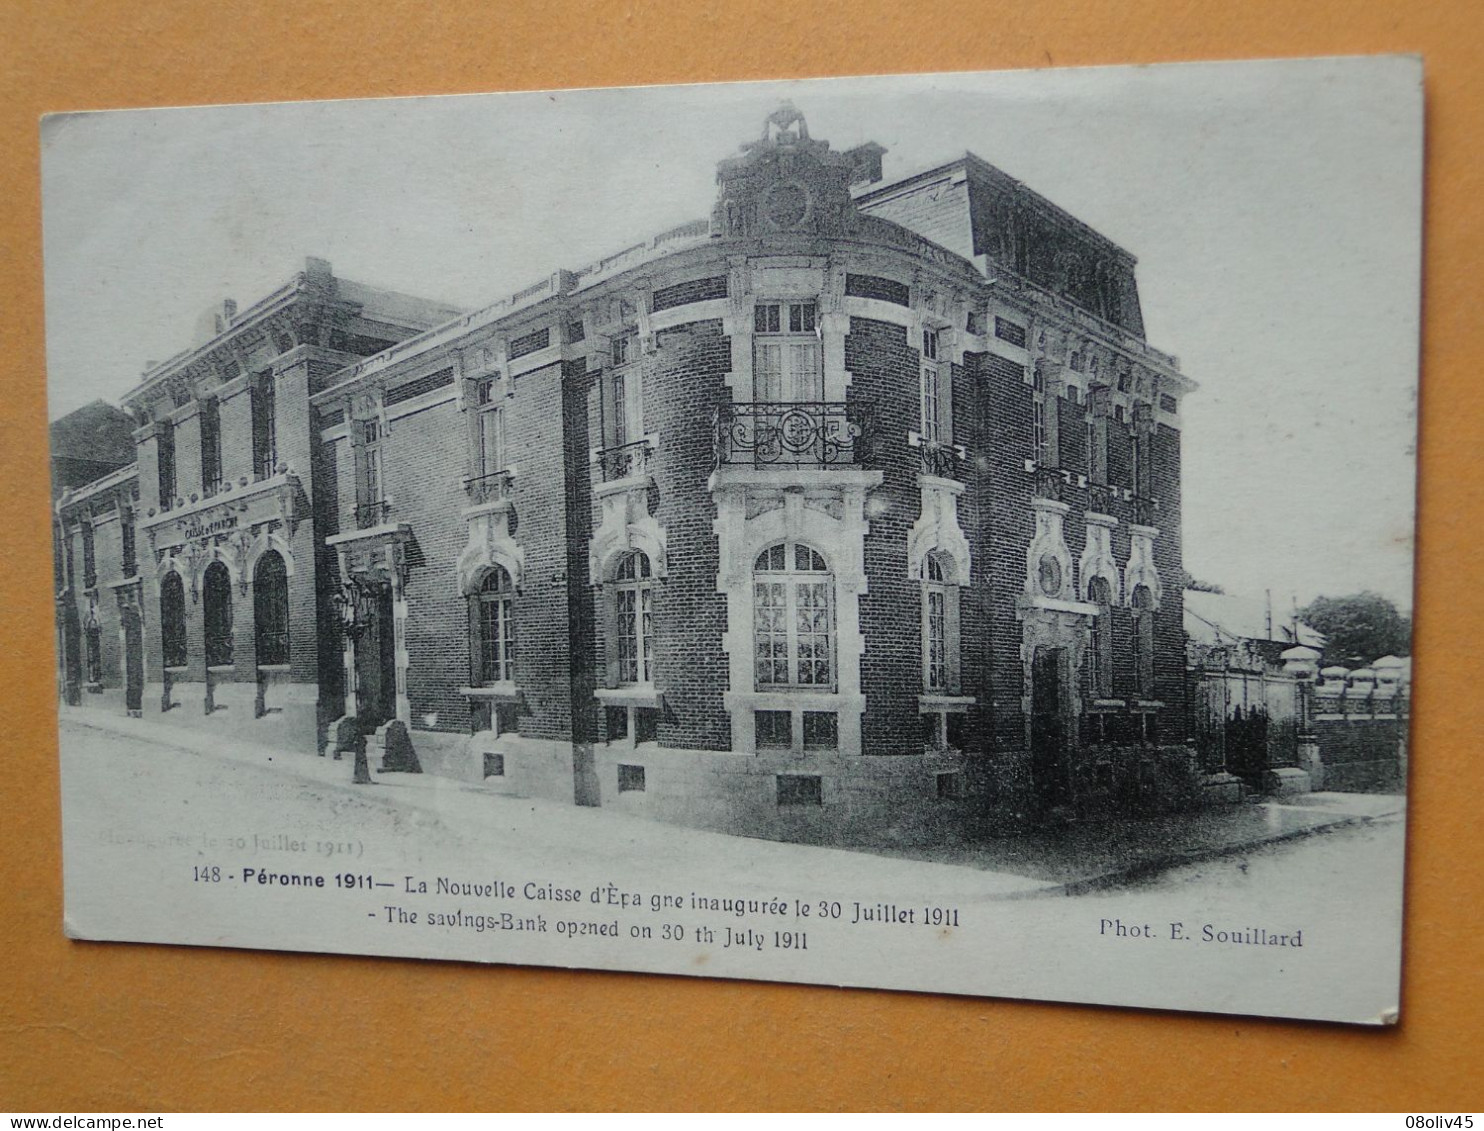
[1078, 511, 1120, 603]
[1123, 523, 1162, 608]
[907, 476, 971, 583]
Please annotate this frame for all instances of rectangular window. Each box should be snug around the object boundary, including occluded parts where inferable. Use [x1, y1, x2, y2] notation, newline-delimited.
[611, 331, 635, 368]
[802, 712, 838, 750]
[755, 710, 792, 749]
[479, 594, 514, 685]
[615, 584, 653, 684]
[157, 421, 176, 511]
[81, 521, 96, 590]
[199, 398, 222, 495]
[936, 771, 964, 800]
[776, 774, 823, 807]
[925, 587, 946, 691]
[844, 273, 910, 306]
[1160, 393, 1178, 414]
[508, 326, 550, 360]
[483, 752, 505, 778]
[121, 510, 136, 578]
[994, 316, 1027, 348]
[354, 420, 385, 527]
[479, 405, 504, 477]
[617, 763, 646, 793]
[1033, 400, 1047, 465]
[921, 364, 945, 445]
[251, 377, 276, 481]
[922, 328, 939, 361]
[753, 303, 821, 403]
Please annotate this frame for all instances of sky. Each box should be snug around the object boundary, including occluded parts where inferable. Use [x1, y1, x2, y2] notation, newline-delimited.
[39, 58, 1422, 611]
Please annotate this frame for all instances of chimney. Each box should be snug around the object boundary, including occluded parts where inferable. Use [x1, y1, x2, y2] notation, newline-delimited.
[844, 142, 886, 187]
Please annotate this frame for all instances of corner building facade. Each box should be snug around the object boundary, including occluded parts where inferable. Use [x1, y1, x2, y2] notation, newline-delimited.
[308, 107, 1194, 844]
[63, 109, 1195, 845]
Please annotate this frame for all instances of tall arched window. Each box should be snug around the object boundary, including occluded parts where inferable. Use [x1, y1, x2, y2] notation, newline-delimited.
[613, 551, 654, 685]
[160, 572, 187, 669]
[472, 567, 515, 685]
[754, 542, 833, 689]
[253, 551, 290, 666]
[1131, 584, 1155, 697]
[922, 552, 960, 693]
[1087, 575, 1114, 698]
[203, 561, 234, 668]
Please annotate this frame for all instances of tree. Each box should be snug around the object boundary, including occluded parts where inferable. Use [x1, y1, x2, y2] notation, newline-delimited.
[1299, 592, 1412, 667]
[1179, 569, 1225, 594]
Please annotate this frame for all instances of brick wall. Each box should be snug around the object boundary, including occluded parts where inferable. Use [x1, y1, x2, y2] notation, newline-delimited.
[845, 316, 925, 756]
[380, 396, 475, 734]
[1151, 424, 1187, 741]
[976, 350, 1036, 763]
[645, 320, 733, 750]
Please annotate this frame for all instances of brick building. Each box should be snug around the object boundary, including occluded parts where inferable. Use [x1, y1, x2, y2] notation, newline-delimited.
[54, 259, 462, 744]
[57, 106, 1195, 844]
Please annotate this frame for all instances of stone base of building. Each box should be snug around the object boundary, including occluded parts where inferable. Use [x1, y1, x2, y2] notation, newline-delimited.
[590, 743, 980, 847]
[1262, 767, 1313, 796]
[77, 677, 321, 757]
[410, 728, 579, 806]
[1201, 772, 1246, 805]
[1320, 760, 1404, 793]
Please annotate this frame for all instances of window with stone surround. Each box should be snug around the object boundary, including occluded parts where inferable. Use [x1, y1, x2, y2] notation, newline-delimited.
[471, 566, 515, 686]
[477, 401, 505, 479]
[922, 553, 957, 693]
[1132, 584, 1155, 698]
[160, 572, 187, 669]
[200, 397, 222, 496]
[1087, 575, 1114, 698]
[354, 419, 386, 528]
[81, 519, 96, 590]
[613, 551, 654, 685]
[753, 302, 821, 403]
[202, 561, 233, 669]
[120, 508, 137, 578]
[753, 542, 834, 690]
[251, 376, 276, 481]
[157, 420, 176, 511]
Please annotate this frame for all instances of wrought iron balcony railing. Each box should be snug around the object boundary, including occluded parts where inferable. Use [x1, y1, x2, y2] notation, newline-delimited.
[714, 401, 868, 469]
[597, 439, 654, 482]
[354, 498, 391, 530]
[1088, 482, 1118, 514]
[1132, 494, 1160, 526]
[1032, 465, 1066, 502]
[919, 440, 962, 479]
[463, 470, 514, 506]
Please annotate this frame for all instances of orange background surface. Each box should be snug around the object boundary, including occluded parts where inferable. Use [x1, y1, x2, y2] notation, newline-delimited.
[2, 0, 1482, 1113]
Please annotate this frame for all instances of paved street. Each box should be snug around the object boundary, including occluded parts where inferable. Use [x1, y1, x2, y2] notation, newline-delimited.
[56, 714, 1407, 1023]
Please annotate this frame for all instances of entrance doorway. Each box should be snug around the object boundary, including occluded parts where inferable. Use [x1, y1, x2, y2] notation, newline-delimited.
[122, 609, 144, 717]
[1030, 646, 1071, 811]
[355, 583, 397, 730]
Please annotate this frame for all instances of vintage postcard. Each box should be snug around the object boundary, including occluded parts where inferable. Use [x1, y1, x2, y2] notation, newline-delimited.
[44, 57, 1420, 1024]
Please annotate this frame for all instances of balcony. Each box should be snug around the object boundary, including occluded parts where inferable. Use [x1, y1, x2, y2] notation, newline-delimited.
[919, 440, 964, 479]
[1032, 465, 1066, 502]
[1089, 482, 1118, 514]
[1132, 495, 1160, 527]
[354, 498, 391, 530]
[714, 402, 869, 469]
[597, 439, 654, 482]
[463, 470, 515, 506]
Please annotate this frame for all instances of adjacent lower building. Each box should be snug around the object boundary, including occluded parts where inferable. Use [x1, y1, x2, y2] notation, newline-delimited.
[56, 106, 1197, 845]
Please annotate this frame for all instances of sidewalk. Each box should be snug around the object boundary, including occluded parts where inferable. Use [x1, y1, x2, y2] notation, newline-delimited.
[58, 705, 1405, 899]
[880, 789, 1406, 895]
